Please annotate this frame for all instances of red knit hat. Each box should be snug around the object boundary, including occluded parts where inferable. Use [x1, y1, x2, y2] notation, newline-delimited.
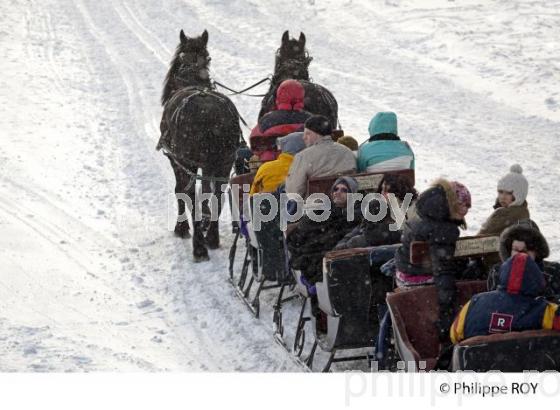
[275, 79, 305, 111]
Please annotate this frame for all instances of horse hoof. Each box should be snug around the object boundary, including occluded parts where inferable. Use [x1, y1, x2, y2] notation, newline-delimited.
[174, 230, 191, 239]
[193, 254, 210, 263]
[205, 239, 220, 250]
[174, 223, 191, 239]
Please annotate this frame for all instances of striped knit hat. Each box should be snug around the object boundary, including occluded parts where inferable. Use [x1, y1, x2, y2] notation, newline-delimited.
[451, 181, 471, 208]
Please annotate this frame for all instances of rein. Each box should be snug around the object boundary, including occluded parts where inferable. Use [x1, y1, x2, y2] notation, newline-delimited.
[160, 141, 232, 185]
[213, 77, 271, 97]
[213, 78, 272, 132]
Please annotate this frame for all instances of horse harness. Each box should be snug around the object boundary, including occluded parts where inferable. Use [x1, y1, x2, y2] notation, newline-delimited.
[160, 86, 240, 186]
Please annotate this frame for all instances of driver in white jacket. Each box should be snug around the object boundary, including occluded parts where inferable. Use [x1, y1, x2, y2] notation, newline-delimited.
[285, 115, 356, 199]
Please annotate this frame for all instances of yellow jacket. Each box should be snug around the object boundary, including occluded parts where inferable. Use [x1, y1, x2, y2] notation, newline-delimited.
[250, 153, 294, 195]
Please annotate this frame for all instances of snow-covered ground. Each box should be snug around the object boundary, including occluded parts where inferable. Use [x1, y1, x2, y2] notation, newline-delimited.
[0, 0, 558, 371]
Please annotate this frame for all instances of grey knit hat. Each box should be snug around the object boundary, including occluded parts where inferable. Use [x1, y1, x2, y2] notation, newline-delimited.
[497, 164, 529, 206]
[277, 132, 306, 155]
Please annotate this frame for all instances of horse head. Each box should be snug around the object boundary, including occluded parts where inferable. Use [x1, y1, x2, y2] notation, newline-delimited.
[162, 29, 212, 105]
[272, 30, 312, 85]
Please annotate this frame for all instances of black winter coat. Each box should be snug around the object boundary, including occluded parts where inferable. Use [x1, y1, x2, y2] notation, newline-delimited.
[394, 184, 468, 337]
[287, 205, 361, 284]
[259, 110, 312, 134]
[336, 200, 403, 250]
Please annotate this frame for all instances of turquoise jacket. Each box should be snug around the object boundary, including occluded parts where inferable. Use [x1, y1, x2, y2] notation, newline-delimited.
[357, 139, 415, 172]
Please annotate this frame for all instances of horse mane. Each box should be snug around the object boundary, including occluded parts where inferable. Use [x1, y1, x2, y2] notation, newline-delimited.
[271, 46, 313, 86]
[161, 44, 183, 105]
[258, 32, 338, 127]
[161, 43, 212, 106]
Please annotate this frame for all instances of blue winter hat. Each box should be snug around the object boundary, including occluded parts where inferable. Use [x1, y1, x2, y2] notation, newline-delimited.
[368, 112, 398, 137]
[277, 132, 306, 155]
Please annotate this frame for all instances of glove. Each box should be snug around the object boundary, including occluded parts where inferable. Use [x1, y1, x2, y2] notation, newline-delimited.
[380, 258, 396, 278]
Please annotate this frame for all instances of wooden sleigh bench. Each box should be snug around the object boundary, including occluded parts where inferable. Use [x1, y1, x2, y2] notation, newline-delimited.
[386, 234, 501, 371]
[451, 329, 560, 372]
[306, 169, 415, 197]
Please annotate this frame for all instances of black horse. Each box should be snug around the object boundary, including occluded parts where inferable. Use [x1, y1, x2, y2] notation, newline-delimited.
[259, 31, 338, 128]
[158, 30, 242, 262]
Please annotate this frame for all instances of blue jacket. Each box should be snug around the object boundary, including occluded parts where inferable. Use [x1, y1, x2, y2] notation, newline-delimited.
[357, 139, 415, 172]
[451, 253, 560, 343]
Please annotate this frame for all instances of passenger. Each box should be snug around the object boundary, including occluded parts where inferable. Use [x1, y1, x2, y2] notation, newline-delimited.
[498, 220, 549, 266]
[251, 79, 312, 137]
[357, 112, 415, 172]
[287, 177, 362, 285]
[234, 144, 253, 175]
[450, 253, 560, 344]
[285, 115, 356, 198]
[249, 132, 306, 195]
[394, 178, 472, 341]
[486, 220, 560, 299]
[248, 154, 261, 173]
[337, 135, 359, 153]
[335, 174, 418, 250]
[478, 164, 530, 236]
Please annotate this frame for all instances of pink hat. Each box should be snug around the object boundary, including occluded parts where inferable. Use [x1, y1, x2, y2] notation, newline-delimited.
[451, 181, 471, 208]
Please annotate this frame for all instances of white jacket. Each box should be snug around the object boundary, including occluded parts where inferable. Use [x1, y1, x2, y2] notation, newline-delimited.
[285, 136, 357, 197]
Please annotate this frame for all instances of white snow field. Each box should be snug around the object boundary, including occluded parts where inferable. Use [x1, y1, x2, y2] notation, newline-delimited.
[0, 0, 558, 371]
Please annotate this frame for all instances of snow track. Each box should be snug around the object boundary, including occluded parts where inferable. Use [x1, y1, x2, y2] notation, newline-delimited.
[0, 0, 558, 371]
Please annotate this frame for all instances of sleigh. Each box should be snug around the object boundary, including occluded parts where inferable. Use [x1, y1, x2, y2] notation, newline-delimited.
[386, 280, 487, 371]
[297, 245, 398, 372]
[287, 168, 413, 370]
[383, 234, 501, 371]
[228, 187, 300, 358]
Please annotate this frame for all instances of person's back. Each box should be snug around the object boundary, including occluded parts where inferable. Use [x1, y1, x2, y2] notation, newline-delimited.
[394, 179, 472, 341]
[357, 112, 415, 172]
[394, 179, 468, 281]
[297, 137, 356, 176]
[250, 80, 311, 162]
[256, 79, 311, 136]
[249, 132, 305, 195]
[451, 253, 560, 343]
[285, 115, 356, 197]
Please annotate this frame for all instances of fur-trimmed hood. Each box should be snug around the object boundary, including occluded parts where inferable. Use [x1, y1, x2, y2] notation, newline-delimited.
[415, 178, 465, 227]
[499, 220, 550, 262]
